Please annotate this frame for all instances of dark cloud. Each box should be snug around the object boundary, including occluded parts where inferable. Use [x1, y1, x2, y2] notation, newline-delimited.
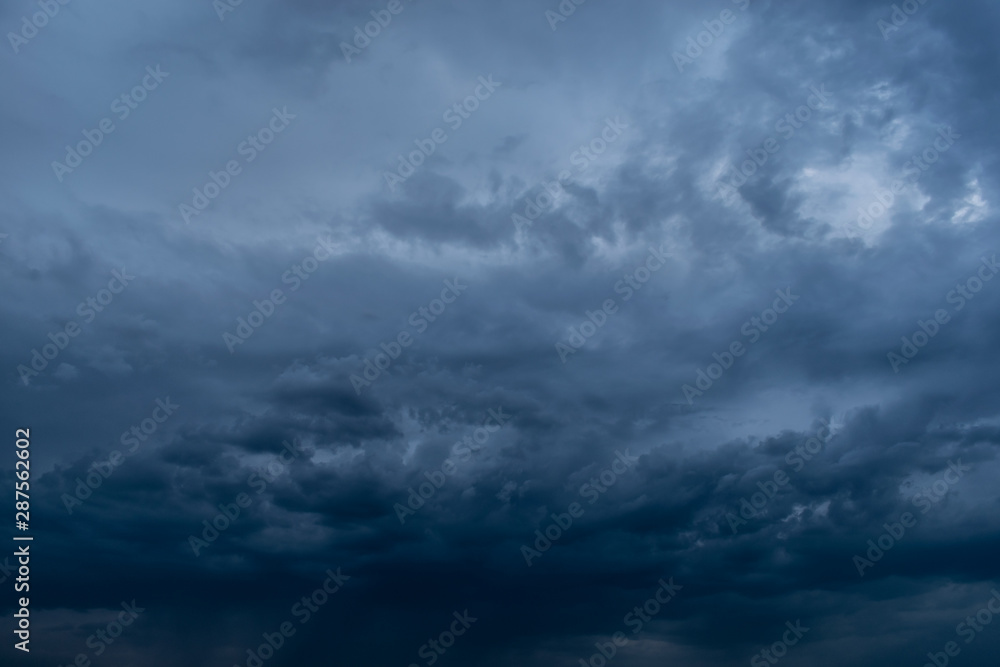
[1, 0, 999, 665]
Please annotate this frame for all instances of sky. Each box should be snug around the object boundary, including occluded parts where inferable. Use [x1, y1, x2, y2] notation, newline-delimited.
[2, 0, 1000, 665]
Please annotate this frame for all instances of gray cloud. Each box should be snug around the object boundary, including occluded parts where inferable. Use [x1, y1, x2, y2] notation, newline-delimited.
[2, 0, 999, 665]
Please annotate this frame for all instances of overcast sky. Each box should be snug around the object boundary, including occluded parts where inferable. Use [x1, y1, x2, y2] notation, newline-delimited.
[2, 0, 1000, 665]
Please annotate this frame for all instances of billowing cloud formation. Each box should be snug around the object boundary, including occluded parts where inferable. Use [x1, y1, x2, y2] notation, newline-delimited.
[2, 0, 1000, 665]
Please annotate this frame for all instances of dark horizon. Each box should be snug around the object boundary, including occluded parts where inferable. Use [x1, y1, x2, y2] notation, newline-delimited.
[2, 0, 1000, 665]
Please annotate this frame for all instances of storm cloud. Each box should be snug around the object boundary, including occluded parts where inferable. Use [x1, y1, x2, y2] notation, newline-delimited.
[2, 0, 1000, 665]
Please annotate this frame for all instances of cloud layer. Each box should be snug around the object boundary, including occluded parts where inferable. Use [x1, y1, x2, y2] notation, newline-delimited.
[2, 0, 1000, 665]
